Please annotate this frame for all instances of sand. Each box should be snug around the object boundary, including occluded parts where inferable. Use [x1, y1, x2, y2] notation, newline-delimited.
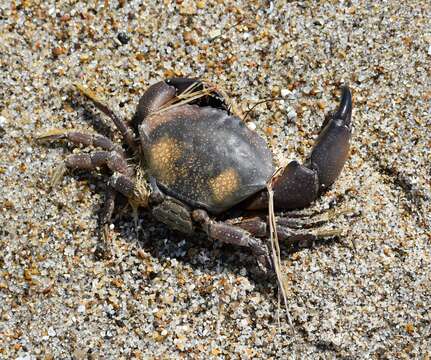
[1, 1, 430, 358]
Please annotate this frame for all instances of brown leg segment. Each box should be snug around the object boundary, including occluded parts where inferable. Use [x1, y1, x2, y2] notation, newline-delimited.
[108, 171, 149, 209]
[64, 150, 132, 176]
[94, 187, 117, 260]
[74, 84, 137, 152]
[108, 172, 136, 199]
[232, 216, 342, 248]
[192, 210, 272, 269]
[38, 130, 125, 156]
[100, 186, 117, 227]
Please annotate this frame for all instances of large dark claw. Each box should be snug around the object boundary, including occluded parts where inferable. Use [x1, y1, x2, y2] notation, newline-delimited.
[305, 86, 352, 190]
[131, 77, 230, 135]
[272, 86, 352, 210]
[273, 161, 319, 209]
[131, 81, 176, 134]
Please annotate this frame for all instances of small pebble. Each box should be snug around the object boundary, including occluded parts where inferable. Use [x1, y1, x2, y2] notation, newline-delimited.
[246, 122, 257, 131]
[209, 29, 222, 39]
[281, 88, 291, 97]
[52, 47, 66, 57]
[117, 32, 130, 45]
[0, 115, 6, 128]
[287, 108, 297, 121]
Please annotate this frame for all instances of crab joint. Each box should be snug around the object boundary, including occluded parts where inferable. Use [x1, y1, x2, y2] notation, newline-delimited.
[109, 172, 150, 209]
[134, 168, 151, 208]
[192, 209, 210, 232]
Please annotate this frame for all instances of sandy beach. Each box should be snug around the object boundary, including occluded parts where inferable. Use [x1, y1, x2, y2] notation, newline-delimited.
[1, 1, 430, 358]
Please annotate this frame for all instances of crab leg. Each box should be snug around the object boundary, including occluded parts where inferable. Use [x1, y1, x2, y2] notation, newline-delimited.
[38, 130, 125, 156]
[64, 151, 132, 175]
[272, 86, 352, 210]
[100, 186, 117, 226]
[108, 173, 137, 199]
[233, 217, 343, 247]
[60, 153, 145, 209]
[192, 210, 272, 269]
[94, 186, 117, 260]
[231, 213, 330, 233]
[63, 151, 147, 256]
[74, 84, 138, 152]
[131, 81, 177, 133]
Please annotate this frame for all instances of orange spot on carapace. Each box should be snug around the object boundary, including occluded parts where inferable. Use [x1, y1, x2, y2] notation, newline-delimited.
[209, 168, 240, 204]
[149, 137, 183, 185]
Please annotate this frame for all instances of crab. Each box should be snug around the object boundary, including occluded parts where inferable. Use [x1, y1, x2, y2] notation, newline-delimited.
[40, 77, 352, 270]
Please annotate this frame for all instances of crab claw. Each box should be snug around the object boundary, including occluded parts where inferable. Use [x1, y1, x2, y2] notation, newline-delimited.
[304, 86, 352, 190]
[272, 86, 352, 210]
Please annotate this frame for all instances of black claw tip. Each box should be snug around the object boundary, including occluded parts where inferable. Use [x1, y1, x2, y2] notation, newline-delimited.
[334, 85, 352, 126]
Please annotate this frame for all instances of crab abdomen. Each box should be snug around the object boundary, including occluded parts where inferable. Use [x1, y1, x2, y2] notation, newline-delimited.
[140, 104, 274, 214]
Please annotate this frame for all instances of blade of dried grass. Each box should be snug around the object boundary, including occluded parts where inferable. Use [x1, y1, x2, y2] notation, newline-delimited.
[155, 83, 219, 113]
[155, 87, 215, 114]
[179, 81, 202, 97]
[267, 169, 293, 330]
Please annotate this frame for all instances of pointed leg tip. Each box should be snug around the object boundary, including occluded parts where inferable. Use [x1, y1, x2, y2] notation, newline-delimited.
[36, 129, 67, 142]
[73, 82, 101, 103]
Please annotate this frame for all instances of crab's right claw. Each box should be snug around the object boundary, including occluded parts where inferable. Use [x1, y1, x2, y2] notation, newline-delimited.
[304, 85, 352, 191]
[272, 86, 352, 210]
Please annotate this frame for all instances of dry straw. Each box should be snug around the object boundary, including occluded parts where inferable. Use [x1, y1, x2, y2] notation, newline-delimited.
[267, 168, 293, 329]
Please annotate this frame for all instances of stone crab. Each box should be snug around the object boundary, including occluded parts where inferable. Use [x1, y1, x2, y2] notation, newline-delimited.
[39, 77, 352, 270]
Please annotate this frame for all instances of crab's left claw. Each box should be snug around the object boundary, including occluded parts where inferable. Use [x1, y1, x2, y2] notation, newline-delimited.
[271, 86, 352, 210]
